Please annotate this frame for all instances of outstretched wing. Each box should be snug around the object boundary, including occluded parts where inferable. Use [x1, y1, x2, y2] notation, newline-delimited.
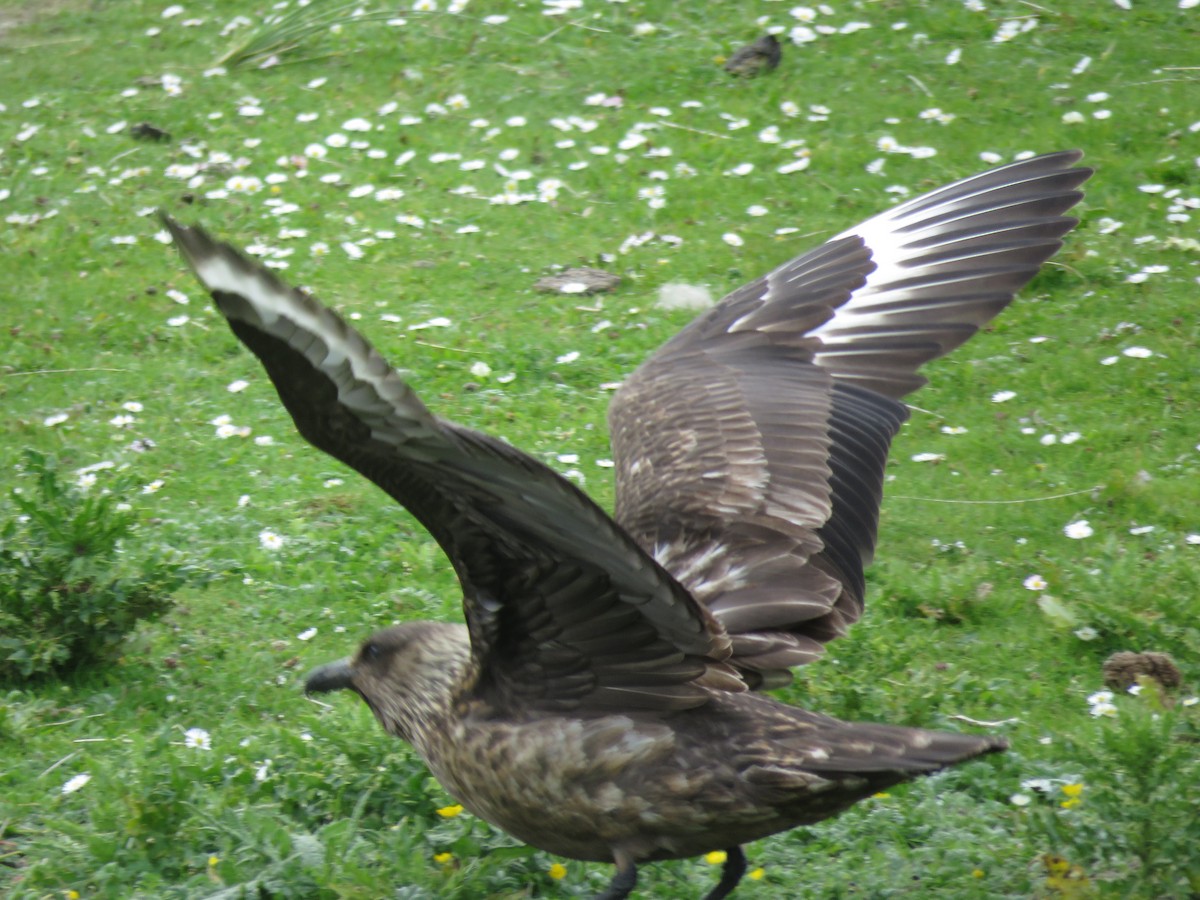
[609, 151, 1092, 686]
[163, 216, 740, 714]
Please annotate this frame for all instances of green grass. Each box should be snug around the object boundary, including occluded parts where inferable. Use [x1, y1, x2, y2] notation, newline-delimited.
[2, 0, 1199, 897]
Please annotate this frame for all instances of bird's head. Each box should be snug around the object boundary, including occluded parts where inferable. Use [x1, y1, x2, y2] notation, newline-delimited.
[305, 620, 472, 746]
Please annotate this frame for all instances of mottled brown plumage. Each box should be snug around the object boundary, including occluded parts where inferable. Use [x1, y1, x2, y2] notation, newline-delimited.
[1102, 650, 1182, 692]
[164, 150, 1091, 898]
[306, 621, 1001, 871]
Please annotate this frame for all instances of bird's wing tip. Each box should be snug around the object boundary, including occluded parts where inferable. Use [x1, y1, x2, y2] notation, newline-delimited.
[158, 211, 218, 274]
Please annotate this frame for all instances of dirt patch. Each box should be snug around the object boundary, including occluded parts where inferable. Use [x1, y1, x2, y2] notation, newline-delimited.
[0, 0, 86, 42]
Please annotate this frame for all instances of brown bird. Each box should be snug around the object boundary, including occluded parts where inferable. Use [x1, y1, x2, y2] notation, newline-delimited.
[162, 149, 1091, 899]
[1102, 650, 1182, 692]
[724, 34, 781, 77]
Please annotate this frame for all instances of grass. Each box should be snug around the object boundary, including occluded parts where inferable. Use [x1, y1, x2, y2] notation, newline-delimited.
[2, 0, 1199, 897]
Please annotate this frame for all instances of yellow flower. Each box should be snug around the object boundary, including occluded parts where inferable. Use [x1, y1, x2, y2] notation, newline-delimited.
[436, 804, 464, 818]
[1060, 783, 1083, 809]
[748, 867, 765, 881]
[972, 868, 985, 879]
[433, 852, 454, 865]
[1042, 853, 1090, 892]
[705, 850, 727, 865]
[1042, 855, 1071, 877]
[548, 862, 568, 880]
[66, 892, 81, 900]
[872, 791, 891, 799]
[208, 856, 219, 867]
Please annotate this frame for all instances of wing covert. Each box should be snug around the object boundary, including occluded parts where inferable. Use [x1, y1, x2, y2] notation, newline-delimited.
[609, 152, 1091, 686]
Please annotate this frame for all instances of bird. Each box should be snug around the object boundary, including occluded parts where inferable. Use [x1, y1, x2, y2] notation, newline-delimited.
[1102, 650, 1182, 692]
[723, 34, 782, 77]
[162, 149, 1091, 899]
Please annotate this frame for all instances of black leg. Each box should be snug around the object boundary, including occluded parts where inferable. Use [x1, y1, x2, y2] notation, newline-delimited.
[703, 846, 747, 900]
[594, 858, 638, 900]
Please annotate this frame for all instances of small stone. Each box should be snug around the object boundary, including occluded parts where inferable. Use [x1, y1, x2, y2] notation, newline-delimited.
[534, 267, 621, 295]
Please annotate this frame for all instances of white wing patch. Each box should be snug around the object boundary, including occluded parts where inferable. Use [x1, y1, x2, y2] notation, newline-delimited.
[189, 251, 360, 374]
[805, 153, 1087, 365]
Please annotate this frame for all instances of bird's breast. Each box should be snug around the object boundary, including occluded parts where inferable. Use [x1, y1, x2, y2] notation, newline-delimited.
[419, 712, 722, 861]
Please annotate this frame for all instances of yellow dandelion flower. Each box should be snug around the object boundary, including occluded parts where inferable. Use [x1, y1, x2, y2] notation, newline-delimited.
[1060, 797, 1082, 809]
[872, 791, 891, 799]
[705, 850, 727, 865]
[436, 804, 464, 818]
[66, 892, 81, 900]
[208, 855, 219, 867]
[972, 868, 985, 879]
[548, 862, 568, 880]
[1061, 783, 1083, 798]
[749, 867, 765, 881]
[433, 852, 454, 865]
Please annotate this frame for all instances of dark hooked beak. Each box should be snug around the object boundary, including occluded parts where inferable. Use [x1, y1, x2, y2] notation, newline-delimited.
[304, 658, 355, 694]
